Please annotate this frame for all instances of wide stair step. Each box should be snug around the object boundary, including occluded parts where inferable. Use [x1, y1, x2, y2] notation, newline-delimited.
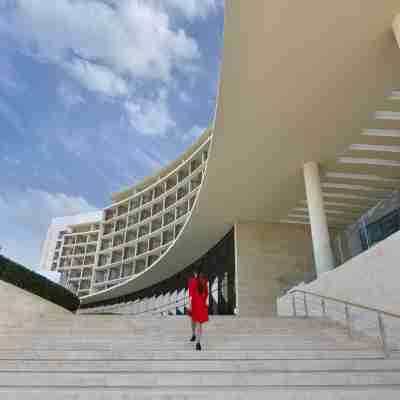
[1, 315, 398, 399]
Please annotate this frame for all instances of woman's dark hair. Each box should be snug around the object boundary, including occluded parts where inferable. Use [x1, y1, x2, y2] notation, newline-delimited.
[196, 271, 205, 295]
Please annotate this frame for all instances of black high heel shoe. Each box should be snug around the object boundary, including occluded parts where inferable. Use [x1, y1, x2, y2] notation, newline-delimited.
[190, 335, 196, 342]
[196, 342, 202, 351]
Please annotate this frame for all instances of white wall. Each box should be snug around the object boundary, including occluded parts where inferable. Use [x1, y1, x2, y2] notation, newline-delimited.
[39, 211, 102, 272]
[235, 223, 315, 316]
[0, 280, 72, 329]
[278, 230, 400, 350]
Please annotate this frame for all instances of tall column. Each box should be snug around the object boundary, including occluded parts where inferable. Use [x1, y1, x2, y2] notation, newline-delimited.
[393, 14, 400, 48]
[303, 161, 335, 275]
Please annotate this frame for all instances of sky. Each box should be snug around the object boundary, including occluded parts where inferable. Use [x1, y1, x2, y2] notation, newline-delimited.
[0, 0, 224, 271]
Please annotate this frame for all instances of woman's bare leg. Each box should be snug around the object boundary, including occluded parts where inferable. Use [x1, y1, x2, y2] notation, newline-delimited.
[191, 319, 196, 336]
[196, 323, 203, 344]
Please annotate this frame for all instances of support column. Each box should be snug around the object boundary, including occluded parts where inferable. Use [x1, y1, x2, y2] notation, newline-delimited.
[392, 14, 400, 48]
[303, 161, 335, 275]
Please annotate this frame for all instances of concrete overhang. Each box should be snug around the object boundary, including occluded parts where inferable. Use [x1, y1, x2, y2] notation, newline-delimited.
[81, 1, 400, 304]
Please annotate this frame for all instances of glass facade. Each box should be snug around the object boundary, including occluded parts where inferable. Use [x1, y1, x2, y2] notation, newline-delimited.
[360, 208, 400, 251]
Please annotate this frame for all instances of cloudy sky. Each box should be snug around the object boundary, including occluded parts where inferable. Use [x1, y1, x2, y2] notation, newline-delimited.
[0, 0, 224, 270]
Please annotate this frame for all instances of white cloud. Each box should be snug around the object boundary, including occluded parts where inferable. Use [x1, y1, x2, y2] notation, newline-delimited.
[0, 0, 200, 94]
[163, 0, 221, 20]
[57, 83, 85, 108]
[65, 59, 128, 97]
[125, 89, 176, 136]
[183, 124, 206, 141]
[179, 91, 191, 104]
[0, 189, 97, 269]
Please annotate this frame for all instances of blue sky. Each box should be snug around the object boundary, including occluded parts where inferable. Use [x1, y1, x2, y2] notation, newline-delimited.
[0, 0, 224, 269]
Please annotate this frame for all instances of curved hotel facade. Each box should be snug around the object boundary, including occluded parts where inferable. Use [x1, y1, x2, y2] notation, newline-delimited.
[44, 131, 212, 299]
[42, 1, 400, 319]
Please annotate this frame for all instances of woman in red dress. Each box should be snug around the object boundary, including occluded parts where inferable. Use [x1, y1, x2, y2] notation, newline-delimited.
[188, 270, 208, 350]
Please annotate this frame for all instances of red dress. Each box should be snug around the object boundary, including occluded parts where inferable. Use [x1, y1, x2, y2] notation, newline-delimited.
[188, 277, 209, 323]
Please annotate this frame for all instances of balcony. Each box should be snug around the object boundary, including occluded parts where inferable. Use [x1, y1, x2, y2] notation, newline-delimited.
[72, 257, 84, 267]
[148, 254, 159, 266]
[74, 246, 85, 255]
[79, 279, 90, 290]
[166, 175, 177, 190]
[129, 197, 141, 211]
[122, 261, 134, 277]
[149, 236, 161, 251]
[89, 233, 99, 242]
[137, 241, 148, 255]
[191, 172, 202, 190]
[175, 223, 183, 238]
[177, 184, 189, 200]
[69, 269, 81, 279]
[128, 213, 139, 226]
[162, 229, 174, 245]
[151, 218, 162, 232]
[124, 246, 135, 260]
[76, 235, 88, 244]
[111, 250, 123, 264]
[165, 194, 176, 208]
[125, 229, 137, 243]
[109, 265, 121, 281]
[140, 208, 151, 221]
[113, 234, 124, 247]
[138, 224, 150, 238]
[82, 268, 92, 277]
[176, 202, 188, 218]
[101, 239, 112, 251]
[154, 184, 165, 198]
[152, 202, 163, 216]
[84, 255, 94, 265]
[103, 223, 114, 235]
[135, 258, 146, 274]
[178, 167, 189, 182]
[95, 270, 107, 283]
[86, 244, 97, 253]
[105, 208, 116, 221]
[190, 157, 201, 173]
[98, 254, 110, 267]
[115, 218, 127, 232]
[141, 190, 153, 205]
[163, 211, 175, 226]
[117, 203, 129, 216]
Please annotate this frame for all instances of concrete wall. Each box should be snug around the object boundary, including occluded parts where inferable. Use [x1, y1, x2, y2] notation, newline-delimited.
[235, 223, 315, 316]
[0, 280, 71, 329]
[278, 230, 400, 350]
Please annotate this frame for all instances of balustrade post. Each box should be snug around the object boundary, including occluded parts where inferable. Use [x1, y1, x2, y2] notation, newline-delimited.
[292, 294, 297, 317]
[303, 292, 309, 317]
[321, 298, 326, 318]
[378, 312, 389, 358]
[345, 304, 351, 336]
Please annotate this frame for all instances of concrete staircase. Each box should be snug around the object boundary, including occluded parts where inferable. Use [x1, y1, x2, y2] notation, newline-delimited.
[1, 315, 400, 399]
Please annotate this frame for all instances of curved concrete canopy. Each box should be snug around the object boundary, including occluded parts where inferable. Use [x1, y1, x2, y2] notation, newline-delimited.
[81, 1, 400, 304]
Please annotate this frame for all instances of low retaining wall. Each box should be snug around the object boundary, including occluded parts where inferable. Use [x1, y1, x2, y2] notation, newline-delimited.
[278, 230, 400, 350]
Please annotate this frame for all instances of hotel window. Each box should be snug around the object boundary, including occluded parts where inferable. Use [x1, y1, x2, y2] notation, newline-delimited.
[126, 229, 137, 243]
[130, 197, 141, 210]
[122, 262, 134, 277]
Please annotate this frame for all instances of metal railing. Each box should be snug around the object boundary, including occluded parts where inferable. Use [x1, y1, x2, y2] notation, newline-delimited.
[290, 289, 400, 358]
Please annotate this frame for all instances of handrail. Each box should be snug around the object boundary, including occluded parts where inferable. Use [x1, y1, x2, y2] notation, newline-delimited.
[290, 289, 400, 320]
[289, 288, 400, 358]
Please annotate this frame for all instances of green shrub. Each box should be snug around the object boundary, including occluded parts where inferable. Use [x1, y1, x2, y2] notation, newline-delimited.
[0, 255, 80, 312]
